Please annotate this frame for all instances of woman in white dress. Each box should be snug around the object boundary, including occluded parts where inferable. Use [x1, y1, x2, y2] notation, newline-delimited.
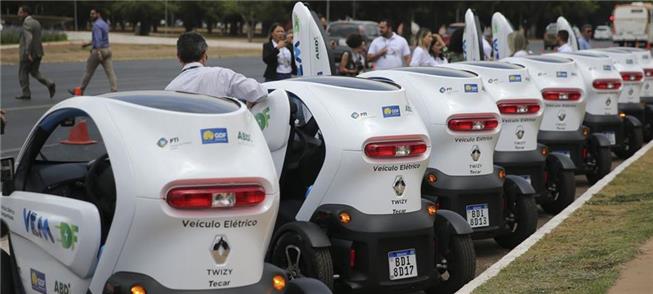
[410, 29, 438, 67]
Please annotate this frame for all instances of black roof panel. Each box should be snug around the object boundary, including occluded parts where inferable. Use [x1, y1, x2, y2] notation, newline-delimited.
[101, 90, 240, 114]
[460, 61, 524, 69]
[522, 55, 573, 64]
[293, 76, 400, 91]
[393, 67, 478, 78]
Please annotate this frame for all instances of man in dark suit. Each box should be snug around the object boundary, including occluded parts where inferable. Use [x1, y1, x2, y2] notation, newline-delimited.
[16, 5, 56, 100]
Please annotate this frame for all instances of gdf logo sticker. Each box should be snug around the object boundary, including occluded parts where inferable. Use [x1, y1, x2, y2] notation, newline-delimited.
[201, 128, 228, 144]
[464, 84, 478, 93]
[211, 235, 231, 265]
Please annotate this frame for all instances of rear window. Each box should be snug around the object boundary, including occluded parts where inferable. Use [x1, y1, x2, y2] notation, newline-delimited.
[524, 56, 573, 64]
[395, 67, 478, 78]
[461, 62, 524, 69]
[101, 91, 240, 114]
[294, 76, 400, 91]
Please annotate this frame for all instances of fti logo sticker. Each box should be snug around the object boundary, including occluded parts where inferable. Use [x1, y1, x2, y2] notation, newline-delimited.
[201, 128, 228, 144]
[464, 84, 479, 93]
[508, 74, 522, 82]
[556, 71, 568, 78]
[382, 105, 401, 118]
[31, 269, 47, 294]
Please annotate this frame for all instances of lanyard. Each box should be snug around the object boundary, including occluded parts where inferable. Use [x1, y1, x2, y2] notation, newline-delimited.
[181, 66, 200, 73]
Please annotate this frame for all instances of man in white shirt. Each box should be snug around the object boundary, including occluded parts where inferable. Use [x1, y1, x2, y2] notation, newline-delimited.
[556, 30, 573, 53]
[166, 32, 266, 105]
[367, 19, 411, 69]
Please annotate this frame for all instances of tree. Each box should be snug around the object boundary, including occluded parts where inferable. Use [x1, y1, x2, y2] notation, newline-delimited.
[112, 1, 168, 35]
[223, 0, 292, 42]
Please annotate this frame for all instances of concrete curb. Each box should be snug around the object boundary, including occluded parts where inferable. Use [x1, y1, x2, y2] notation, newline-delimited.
[456, 140, 653, 294]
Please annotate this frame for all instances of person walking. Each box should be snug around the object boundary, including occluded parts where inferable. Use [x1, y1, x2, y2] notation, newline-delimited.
[166, 32, 266, 105]
[410, 29, 434, 67]
[69, 8, 117, 96]
[367, 19, 411, 69]
[338, 33, 368, 76]
[16, 5, 56, 100]
[578, 24, 592, 50]
[262, 23, 296, 82]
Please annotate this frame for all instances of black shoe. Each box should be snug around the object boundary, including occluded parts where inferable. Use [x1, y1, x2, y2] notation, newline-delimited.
[15, 95, 31, 100]
[48, 83, 56, 98]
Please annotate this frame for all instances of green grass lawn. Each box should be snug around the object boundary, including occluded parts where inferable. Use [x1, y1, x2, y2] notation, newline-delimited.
[475, 148, 653, 294]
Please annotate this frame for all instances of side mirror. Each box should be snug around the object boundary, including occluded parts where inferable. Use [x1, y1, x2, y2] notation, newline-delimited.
[1, 157, 15, 196]
[60, 117, 75, 127]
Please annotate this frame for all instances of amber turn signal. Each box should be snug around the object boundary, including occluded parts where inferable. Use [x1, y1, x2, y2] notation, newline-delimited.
[131, 285, 146, 294]
[272, 275, 286, 291]
[339, 212, 352, 224]
[427, 173, 437, 184]
[498, 168, 506, 180]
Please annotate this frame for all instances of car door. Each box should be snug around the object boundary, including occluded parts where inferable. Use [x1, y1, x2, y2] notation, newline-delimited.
[2, 108, 109, 294]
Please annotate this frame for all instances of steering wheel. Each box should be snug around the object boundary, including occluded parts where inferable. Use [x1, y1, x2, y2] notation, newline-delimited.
[85, 153, 116, 242]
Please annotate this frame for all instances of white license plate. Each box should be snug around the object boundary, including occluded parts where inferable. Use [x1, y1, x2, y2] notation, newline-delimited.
[552, 150, 571, 158]
[519, 175, 532, 184]
[388, 249, 418, 280]
[600, 132, 616, 145]
[466, 204, 489, 228]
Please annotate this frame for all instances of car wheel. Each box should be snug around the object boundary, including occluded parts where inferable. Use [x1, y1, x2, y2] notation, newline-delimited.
[542, 160, 575, 214]
[429, 235, 476, 294]
[615, 126, 643, 159]
[586, 146, 612, 184]
[271, 232, 334, 290]
[494, 195, 538, 249]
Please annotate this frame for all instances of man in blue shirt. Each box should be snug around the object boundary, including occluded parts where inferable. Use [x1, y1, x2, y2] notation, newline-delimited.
[578, 24, 592, 50]
[69, 8, 117, 95]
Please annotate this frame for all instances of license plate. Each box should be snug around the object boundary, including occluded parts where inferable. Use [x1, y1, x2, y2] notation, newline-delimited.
[600, 132, 616, 145]
[552, 150, 571, 158]
[519, 175, 532, 184]
[466, 204, 489, 228]
[388, 249, 418, 280]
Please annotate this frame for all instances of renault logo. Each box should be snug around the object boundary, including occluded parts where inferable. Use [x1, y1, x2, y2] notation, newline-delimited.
[393, 175, 406, 196]
[471, 145, 481, 162]
[558, 111, 566, 121]
[210, 235, 231, 265]
[515, 125, 525, 140]
[606, 97, 612, 106]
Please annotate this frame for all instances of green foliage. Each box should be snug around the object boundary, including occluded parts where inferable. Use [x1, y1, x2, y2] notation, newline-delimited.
[111, 1, 169, 35]
[1, 27, 67, 44]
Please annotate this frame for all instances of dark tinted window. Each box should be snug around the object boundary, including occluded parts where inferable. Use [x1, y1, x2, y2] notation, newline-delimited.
[101, 91, 240, 114]
[294, 76, 399, 91]
[394, 67, 478, 78]
[461, 61, 524, 69]
[524, 56, 573, 64]
[563, 52, 609, 58]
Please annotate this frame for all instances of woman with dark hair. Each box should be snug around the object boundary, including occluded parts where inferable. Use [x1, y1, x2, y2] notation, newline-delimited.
[338, 33, 368, 76]
[429, 33, 448, 64]
[262, 23, 297, 81]
[445, 28, 465, 63]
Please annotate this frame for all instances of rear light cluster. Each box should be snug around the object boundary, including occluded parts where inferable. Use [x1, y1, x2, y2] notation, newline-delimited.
[541, 88, 582, 101]
[447, 115, 499, 132]
[643, 68, 653, 78]
[592, 79, 622, 90]
[497, 100, 541, 115]
[166, 185, 265, 209]
[620, 71, 643, 82]
[364, 140, 427, 158]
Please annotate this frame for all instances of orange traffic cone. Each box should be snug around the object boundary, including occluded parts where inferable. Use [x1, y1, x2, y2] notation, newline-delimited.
[60, 120, 97, 145]
[68, 87, 83, 96]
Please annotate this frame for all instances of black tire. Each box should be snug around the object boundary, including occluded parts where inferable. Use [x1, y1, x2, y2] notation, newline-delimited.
[586, 147, 612, 184]
[643, 120, 652, 143]
[542, 161, 575, 214]
[270, 232, 334, 290]
[429, 235, 476, 294]
[494, 196, 538, 249]
[615, 126, 643, 159]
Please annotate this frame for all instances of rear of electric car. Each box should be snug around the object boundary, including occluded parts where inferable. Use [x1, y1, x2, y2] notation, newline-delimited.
[266, 77, 437, 293]
[96, 92, 284, 293]
[551, 51, 625, 147]
[362, 68, 506, 239]
[616, 47, 653, 141]
[445, 62, 547, 196]
[504, 56, 590, 167]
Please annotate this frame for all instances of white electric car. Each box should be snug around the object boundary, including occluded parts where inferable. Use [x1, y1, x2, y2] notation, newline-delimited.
[254, 76, 476, 294]
[551, 51, 644, 159]
[610, 47, 653, 142]
[443, 61, 576, 220]
[503, 55, 613, 190]
[586, 48, 647, 155]
[0, 91, 330, 294]
[359, 67, 539, 250]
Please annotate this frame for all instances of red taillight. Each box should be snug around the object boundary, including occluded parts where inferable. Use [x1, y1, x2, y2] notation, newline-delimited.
[349, 248, 356, 269]
[166, 185, 265, 209]
[364, 140, 427, 158]
[643, 68, 653, 78]
[620, 71, 643, 82]
[541, 88, 582, 101]
[592, 79, 622, 90]
[497, 100, 541, 115]
[447, 115, 499, 132]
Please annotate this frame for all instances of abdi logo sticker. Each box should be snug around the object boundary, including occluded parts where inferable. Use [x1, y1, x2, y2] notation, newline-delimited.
[382, 105, 401, 118]
[464, 84, 478, 93]
[201, 128, 228, 144]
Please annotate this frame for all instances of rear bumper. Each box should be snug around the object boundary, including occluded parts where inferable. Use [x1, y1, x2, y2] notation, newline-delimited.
[619, 102, 645, 123]
[103, 263, 288, 293]
[584, 113, 625, 147]
[494, 149, 546, 197]
[421, 168, 505, 240]
[642, 96, 653, 104]
[311, 203, 436, 294]
[538, 129, 587, 172]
